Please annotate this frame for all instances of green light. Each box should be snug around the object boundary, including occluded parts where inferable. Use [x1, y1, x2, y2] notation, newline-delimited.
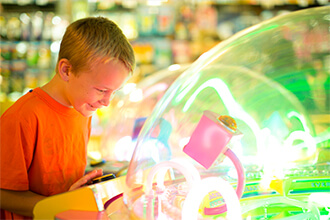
[287, 111, 310, 133]
[182, 77, 262, 154]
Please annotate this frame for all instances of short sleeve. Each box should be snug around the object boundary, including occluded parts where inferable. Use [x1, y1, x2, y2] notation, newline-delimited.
[0, 112, 36, 191]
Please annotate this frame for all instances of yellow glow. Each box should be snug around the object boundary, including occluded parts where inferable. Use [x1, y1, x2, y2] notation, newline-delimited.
[182, 177, 242, 220]
[88, 151, 102, 161]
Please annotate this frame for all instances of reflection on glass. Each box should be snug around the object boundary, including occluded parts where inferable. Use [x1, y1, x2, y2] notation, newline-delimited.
[99, 64, 190, 162]
[111, 6, 330, 220]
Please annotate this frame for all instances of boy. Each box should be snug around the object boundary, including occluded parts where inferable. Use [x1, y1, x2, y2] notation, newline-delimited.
[0, 16, 135, 219]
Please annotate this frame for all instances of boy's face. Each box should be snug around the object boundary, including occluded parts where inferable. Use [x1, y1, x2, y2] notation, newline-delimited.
[66, 59, 130, 117]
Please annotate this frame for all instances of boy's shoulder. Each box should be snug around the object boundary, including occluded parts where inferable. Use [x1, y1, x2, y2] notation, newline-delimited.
[1, 88, 47, 119]
[2, 87, 82, 122]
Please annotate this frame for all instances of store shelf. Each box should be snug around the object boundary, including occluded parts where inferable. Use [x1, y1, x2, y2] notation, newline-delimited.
[1, 0, 328, 113]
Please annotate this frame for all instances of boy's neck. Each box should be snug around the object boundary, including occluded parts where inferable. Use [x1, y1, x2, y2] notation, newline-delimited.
[41, 74, 72, 108]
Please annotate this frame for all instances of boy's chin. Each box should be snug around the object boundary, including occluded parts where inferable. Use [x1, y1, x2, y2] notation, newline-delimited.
[76, 105, 98, 117]
[78, 109, 95, 117]
[84, 111, 96, 117]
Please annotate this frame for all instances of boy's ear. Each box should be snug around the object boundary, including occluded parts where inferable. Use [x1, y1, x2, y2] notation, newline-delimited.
[58, 59, 72, 81]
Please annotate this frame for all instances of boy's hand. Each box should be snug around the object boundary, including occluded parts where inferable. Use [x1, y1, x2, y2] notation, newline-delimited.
[69, 169, 103, 191]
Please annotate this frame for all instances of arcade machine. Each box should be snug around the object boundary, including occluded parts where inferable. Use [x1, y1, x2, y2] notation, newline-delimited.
[33, 6, 329, 220]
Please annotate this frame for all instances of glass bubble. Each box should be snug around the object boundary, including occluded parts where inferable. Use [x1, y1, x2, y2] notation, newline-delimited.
[100, 64, 190, 162]
[118, 6, 329, 220]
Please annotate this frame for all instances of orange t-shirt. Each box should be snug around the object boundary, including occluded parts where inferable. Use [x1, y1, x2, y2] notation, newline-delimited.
[0, 88, 92, 219]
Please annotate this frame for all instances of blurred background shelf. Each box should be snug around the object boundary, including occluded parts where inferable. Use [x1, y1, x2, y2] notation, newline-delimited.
[1, 0, 327, 115]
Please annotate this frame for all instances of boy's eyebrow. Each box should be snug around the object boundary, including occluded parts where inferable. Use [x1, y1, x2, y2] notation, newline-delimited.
[98, 85, 124, 91]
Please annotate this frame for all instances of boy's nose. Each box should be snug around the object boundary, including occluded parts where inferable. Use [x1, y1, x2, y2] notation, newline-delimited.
[99, 93, 112, 107]
[99, 98, 110, 106]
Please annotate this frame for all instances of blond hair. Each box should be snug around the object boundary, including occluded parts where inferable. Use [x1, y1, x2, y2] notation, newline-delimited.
[56, 16, 135, 76]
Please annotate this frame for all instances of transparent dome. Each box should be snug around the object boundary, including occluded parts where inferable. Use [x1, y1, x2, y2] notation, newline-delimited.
[100, 64, 190, 162]
[120, 6, 330, 220]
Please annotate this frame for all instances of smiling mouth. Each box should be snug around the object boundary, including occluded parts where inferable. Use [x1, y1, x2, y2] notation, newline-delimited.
[88, 104, 97, 110]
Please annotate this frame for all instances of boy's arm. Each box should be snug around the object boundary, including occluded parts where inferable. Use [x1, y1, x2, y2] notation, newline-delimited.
[0, 169, 103, 217]
[0, 189, 45, 217]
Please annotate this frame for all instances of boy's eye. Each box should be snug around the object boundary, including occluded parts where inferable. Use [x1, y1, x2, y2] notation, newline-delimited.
[97, 89, 106, 93]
